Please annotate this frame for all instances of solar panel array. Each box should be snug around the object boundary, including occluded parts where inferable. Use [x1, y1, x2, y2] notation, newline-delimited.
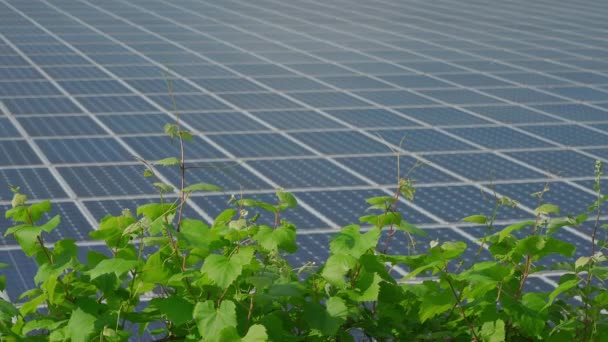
[2, 0, 608, 301]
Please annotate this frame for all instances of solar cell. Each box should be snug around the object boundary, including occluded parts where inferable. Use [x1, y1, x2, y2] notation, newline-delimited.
[2, 0, 608, 302]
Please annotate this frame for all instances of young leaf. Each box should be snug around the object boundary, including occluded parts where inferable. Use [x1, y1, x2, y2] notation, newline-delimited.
[277, 191, 297, 208]
[397, 221, 428, 237]
[40, 215, 60, 233]
[28, 200, 52, 223]
[137, 203, 176, 221]
[242, 324, 268, 342]
[67, 308, 97, 342]
[360, 212, 401, 228]
[213, 209, 236, 228]
[153, 182, 174, 192]
[253, 225, 297, 253]
[179, 130, 193, 142]
[419, 286, 453, 322]
[11, 193, 27, 208]
[350, 271, 382, 302]
[201, 252, 248, 288]
[13, 226, 44, 257]
[496, 221, 534, 242]
[86, 258, 139, 280]
[462, 215, 487, 224]
[546, 278, 580, 306]
[183, 183, 222, 193]
[321, 254, 357, 287]
[535, 204, 560, 216]
[303, 301, 343, 336]
[479, 319, 505, 342]
[155, 157, 180, 166]
[0, 299, 19, 321]
[330, 225, 380, 259]
[149, 296, 194, 327]
[194, 300, 237, 339]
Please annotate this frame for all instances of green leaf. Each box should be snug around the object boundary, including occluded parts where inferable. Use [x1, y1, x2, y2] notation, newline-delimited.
[184, 182, 222, 193]
[496, 221, 534, 242]
[20, 293, 46, 315]
[359, 254, 395, 283]
[462, 215, 487, 224]
[0, 299, 19, 321]
[253, 225, 297, 253]
[67, 308, 96, 342]
[305, 297, 349, 335]
[4, 223, 29, 237]
[535, 204, 560, 216]
[153, 182, 174, 192]
[575, 256, 591, 270]
[86, 258, 139, 280]
[164, 123, 178, 136]
[546, 279, 580, 306]
[22, 318, 65, 335]
[201, 252, 248, 288]
[11, 193, 27, 208]
[397, 221, 428, 237]
[330, 225, 380, 259]
[178, 219, 216, 252]
[141, 252, 172, 284]
[322, 254, 357, 287]
[155, 157, 180, 166]
[5, 206, 28, 223]
[194, 300, 237, 339]
[359, 212, 401, 228]
[218, 327, 241, 342]
[365, 196, 395, 210]
[514, 236, 575, 260]
[137, 203, 176, 221]
[40, 215, 60, 233]
[238, 199, 277, 213]
[28, 200, 52, 223]
[242, 324, 268, 342]
[303, 301, 343, 336]
[150, 296, 194, 327]
[503, 293, 547, 337]
[419, 286, 454, 322]
[439, 241, 467, 260]
[479, 319, 505, 342]
[350, 272, 382, 302]
[277, 191, 297, 208]
[213, 209, 236, 228]
[13, 225, 44, 257]
[179, 130, 193, 142]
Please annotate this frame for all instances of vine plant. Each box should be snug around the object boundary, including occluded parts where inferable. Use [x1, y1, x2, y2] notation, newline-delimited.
[0, 107, 607, 341]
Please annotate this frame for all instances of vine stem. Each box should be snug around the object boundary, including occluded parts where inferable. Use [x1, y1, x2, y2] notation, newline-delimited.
[442, 260, 480, 341]
[582, 161, 603, 339]
[177, 134, 186, 231]
[246, 289, 256, 330]
[382, 185, 402, 254]
[37, 235, 53, 265]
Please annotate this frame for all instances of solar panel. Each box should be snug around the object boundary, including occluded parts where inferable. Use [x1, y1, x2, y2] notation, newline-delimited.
[2, 0, 608, 311]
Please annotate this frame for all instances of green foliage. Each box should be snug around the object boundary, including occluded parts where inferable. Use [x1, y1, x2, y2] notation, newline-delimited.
[1, 113, 607, 342]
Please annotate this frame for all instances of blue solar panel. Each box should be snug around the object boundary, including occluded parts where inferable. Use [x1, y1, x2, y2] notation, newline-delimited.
[18, 115, 105, 136]
[448, 126, 553, 149]
[3, 0, 608, 301]
[250, 110, 345, 130]
[426, 152, 546, 181]
[327, 108, 419, 127]
[36, 138, 132, 163]
[3, 96, 81, 115]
